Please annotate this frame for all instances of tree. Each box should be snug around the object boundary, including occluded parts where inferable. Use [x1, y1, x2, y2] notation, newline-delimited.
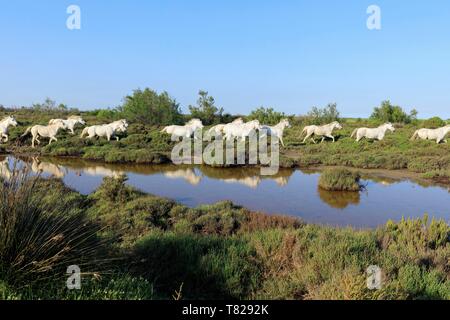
[370, 100, 417, 124]
[248, 107, 287, 125]
[307, 103, 340, 124]
[121, 88, 182, 125]
[188, 90, 224, 125]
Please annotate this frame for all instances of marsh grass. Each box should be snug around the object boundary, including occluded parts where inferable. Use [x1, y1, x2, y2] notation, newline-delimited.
[318, 168, 362, 191]
[0, 167, 107, 290]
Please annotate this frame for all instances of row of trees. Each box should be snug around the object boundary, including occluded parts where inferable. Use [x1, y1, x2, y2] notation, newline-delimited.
[5, 89, 444, 127]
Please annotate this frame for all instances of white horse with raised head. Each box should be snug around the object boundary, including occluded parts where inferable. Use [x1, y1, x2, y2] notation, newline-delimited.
[223, 119, 262, 142]
[22, 121, 67, 148]
[0, 116, 18, 142]
[410, 125, 450, 144]
[207, 118, 244, 137]
[301, 121, 342, 143]
[49, 116, 85, 134]
[260, 119, 291, 147]
[80, 121, 127, 141]
[351, 123, 395, 142]
[161, 119, 204, 139]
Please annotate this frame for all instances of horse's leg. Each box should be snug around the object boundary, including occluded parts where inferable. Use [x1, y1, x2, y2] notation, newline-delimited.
[279, 136, 285, 147]
[321, 136, 325, 143]
[32, 136, 35, 148]
[311, 137, 316, 144]
[303, 133, 312, 144]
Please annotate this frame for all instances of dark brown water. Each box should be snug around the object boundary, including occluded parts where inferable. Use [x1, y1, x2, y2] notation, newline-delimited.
[2, 155, 449, 228]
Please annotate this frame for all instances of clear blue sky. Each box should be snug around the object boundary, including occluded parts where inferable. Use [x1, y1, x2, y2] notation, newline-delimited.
[1, 0, 450, 118]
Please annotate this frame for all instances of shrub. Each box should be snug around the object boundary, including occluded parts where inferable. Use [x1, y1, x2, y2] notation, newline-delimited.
[188, 90, 224, 125]
[422, 117, 446, 128]
[306, 103, 340, 125]
[248, 107, 287, 125]
[121, 88, 182, 125]
[0, 169, 105, 288]
[318, 168, 361, 191]
[370, 100, 417, 124]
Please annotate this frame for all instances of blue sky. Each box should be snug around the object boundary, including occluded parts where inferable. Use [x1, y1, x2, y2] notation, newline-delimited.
[1, 0, 450, 118]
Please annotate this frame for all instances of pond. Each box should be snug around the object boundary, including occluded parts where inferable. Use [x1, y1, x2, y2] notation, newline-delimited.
[1, 155, 449, 228]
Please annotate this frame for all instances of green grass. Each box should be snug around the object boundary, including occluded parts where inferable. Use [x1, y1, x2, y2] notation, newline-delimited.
[1, 111, 450, 183]
[0, 173, 448, 300]
[318, 168, 361, 191]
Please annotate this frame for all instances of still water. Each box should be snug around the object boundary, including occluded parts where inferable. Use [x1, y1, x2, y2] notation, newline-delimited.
[1, 155, 449, 228]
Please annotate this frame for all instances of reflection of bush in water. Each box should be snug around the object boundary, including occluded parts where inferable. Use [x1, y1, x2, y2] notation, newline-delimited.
[317, 187, 360, 209]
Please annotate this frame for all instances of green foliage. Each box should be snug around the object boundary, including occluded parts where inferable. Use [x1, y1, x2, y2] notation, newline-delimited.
[370, 100, 417, 124]
[121, 88, 182, 125]
[422, 117, 446, 128]
[318, 168, 361, 191]
[248, 107, 287, 125]
[306, 103, 340, 125]
[188, 90, 224, 125]
[0, 170, 105, 290]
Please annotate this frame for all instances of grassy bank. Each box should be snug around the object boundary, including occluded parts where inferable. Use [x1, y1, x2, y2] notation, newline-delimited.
[1, 173, 448, 300]
[1, 110, 450, 184]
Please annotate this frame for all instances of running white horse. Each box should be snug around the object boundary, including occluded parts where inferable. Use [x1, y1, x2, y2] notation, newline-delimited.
[301, 121, 343, 143]
[411, 125, 450, 144]
[207, 118, 244, 137]
[223, 119, 262, 142]
[260, 119, 291, 147]
[161, 119, 204, 139]
[80, 121, 127, 141]
[351, 123, 395, 142]
[0, 116, 18, 142]
[48, 116, 86, 134]
[22, 121, 67, 148]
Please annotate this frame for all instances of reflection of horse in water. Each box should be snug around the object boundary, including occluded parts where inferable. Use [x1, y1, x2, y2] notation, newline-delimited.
[317, 187, 360, 209]
[82, 166, 125, 178]
[223, 176, 262, 188]
[164, 168, 202, 185]
[0, 158, 12, 180]
[31, 157, 67, 178]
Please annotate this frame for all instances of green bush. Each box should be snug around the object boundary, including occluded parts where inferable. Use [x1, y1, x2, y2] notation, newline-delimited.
[318, 168, 361, 191]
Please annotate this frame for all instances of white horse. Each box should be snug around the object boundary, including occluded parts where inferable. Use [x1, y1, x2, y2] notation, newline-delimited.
[22, 122, 67, 148]
[260, 119, 291, 147]
[80, 121, 127, 141]
[411, 125, 450, 144]
[301, 121, 343, 143]
[207, 118, 244, 137]
[351, 123, 395, 142]
[49, 116, 86, 135]
[164, 168, 202, 185]
[0, 116, 18, 142]
[161, 119, 204, 139]
[223, 120, 262, 142]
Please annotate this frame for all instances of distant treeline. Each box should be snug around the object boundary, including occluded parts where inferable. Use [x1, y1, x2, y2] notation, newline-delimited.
[1, 88, 448, 127]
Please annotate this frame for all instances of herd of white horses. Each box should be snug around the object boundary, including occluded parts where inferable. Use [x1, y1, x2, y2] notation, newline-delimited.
[0, 115, 450, 148]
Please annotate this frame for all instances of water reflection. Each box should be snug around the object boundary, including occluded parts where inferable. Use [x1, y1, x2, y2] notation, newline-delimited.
[1, 155, 449, 228]
[317, 187, 360, 209]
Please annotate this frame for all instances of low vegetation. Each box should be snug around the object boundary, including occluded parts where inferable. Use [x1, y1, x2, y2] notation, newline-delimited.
[0, 173, 448, 300]
[1, 95, 449, 184]
[318, 168, 361, 191]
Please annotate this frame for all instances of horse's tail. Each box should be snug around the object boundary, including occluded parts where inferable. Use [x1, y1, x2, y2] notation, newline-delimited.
[300, 126, 308, 137]
[21, 127, 32, 138]
[161, 127, 168, 133]
[80, 127, 88, 138]
[410, 130, 419, 141]
[350, 128, 358, 138]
